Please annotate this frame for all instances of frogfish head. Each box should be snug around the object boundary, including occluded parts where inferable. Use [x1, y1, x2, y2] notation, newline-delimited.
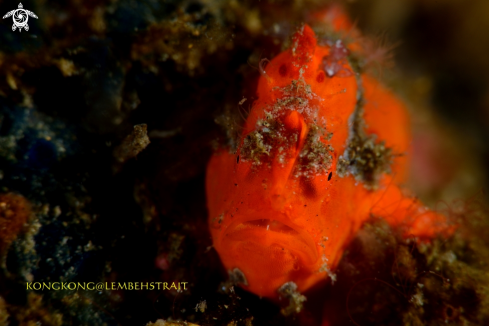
[206, 15, 420, 299]
[206, 24, 370, 299]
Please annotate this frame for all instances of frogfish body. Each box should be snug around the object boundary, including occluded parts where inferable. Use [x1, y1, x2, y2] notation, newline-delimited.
[206, 12, 453, 300]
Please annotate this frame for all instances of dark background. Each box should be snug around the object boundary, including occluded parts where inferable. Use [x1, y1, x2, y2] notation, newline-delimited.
[0, 0, 488, 325]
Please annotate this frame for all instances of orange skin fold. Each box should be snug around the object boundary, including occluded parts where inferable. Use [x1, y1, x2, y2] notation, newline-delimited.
[206, 20, 453, 300]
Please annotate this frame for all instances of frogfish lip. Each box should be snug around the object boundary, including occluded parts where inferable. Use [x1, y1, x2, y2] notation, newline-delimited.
[217, 215, 319, 289]
[222, 217, 319, 264]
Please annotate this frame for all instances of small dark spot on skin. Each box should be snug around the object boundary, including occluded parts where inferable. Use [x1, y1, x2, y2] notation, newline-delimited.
[304, 205, 307, 207]
[279, 64, 287, 77]
[235, 183, 238, 186]
[236, 155, 240, 164]
[328, 172, 332, 181]
[316, 72, 325, 83]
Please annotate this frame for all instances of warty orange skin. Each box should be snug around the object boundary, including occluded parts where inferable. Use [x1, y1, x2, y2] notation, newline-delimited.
[206, 22, 453, 300]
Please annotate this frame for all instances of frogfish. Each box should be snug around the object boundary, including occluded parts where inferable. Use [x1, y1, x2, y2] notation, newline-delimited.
[206, 9, 453, 300]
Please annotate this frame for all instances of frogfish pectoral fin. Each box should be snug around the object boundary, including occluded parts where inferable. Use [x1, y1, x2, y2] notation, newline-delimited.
[371, 181, 456, 239]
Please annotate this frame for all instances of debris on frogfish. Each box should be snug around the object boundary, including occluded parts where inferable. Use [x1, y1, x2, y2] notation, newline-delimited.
[206, 10, 454, 300]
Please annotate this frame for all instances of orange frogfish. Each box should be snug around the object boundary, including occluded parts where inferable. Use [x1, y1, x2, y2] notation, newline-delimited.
[206, 11, 453, 300]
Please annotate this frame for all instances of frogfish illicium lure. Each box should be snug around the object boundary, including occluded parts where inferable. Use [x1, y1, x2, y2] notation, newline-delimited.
[206, 8, 453, 300]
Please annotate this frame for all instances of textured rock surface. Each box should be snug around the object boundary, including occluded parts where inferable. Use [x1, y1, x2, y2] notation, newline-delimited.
[1, 0, 489, 325]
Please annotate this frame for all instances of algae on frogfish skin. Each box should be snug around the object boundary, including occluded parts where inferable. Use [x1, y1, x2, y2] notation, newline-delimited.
[206, 14, 454, 302]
